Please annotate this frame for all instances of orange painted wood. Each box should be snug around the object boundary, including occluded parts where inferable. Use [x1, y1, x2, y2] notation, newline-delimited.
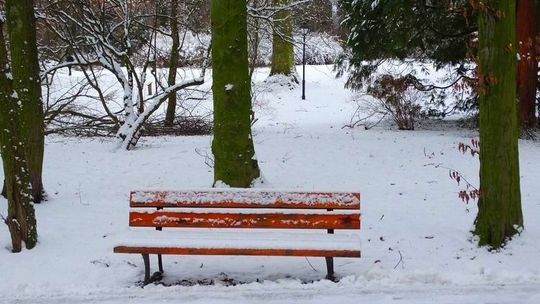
[113, 246, 361, 257]
[129, 211, 360, 230]
[130, 190, 360, 210]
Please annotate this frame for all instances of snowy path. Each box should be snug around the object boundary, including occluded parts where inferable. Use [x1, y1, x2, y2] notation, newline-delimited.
[6, 284, 540, 304]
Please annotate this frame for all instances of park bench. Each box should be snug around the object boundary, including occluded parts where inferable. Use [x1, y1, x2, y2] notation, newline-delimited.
[113, 189, 361, 284]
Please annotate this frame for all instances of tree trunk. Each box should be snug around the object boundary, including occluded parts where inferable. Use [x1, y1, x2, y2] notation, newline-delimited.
[0, 20, 38, 252]
[249, 0, 262, 79]
[537, 0, 540, 126]
[5, 0, 45, 203]
[516, 0, 537, 135]
[165, 0, 180, 127]
[474, 0, 523, 248]
[211, 0, 261, 187]
[269, 0, 296, 80]
[116, 75, 205, 150]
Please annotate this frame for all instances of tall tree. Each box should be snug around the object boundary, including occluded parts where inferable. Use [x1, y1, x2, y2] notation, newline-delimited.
[516, 0, 538, 134]
[0, 19, 38, 253]
[164, 0, 181, 127]
[269, 0, 296, 80]
[5, 0, 45, 203]
[211, 0, 261, 187]
[474, 0, 523, 248]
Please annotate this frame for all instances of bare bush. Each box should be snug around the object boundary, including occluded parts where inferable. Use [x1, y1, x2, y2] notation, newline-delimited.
[367, 74, 422, 130]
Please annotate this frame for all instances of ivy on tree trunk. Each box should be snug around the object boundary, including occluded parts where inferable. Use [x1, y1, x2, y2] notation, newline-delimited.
[5, 0, 45, 203]
[474, 0, 523, 248]
[270, 0, 296, 80]
[210, 0, 261, 187]
[0, 20, 38, 252]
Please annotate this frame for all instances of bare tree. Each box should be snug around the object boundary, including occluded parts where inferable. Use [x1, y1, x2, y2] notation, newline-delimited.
[43, 0, 208, 149]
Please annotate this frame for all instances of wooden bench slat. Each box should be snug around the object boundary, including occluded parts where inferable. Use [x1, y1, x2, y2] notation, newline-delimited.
[129, 211, 361, 230]
[113, 246, 361, 257]
[130, 190, 360, 210]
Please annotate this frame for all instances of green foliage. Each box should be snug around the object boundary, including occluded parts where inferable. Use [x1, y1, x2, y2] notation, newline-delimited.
[339, 0, 476, 90]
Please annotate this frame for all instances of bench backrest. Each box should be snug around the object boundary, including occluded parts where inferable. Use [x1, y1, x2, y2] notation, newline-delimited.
[129, 190, 361, 230]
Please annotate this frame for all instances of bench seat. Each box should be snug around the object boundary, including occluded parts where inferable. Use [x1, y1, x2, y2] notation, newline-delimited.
[114, 230, 361, 257]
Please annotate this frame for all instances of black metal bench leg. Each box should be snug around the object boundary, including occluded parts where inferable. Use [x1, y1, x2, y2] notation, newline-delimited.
[158, 254, 164, 273]
[142, 254, 151, 285]
[325, 218, 337, 282]
[325, 257, 335, 281]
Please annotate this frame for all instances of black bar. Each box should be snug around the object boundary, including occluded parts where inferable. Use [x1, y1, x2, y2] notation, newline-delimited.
[326, 208, 335, 280]
[156, 207, 163, 231]
[325, 256, 334, 281]
[158, 254, 164, 273]
[302, 33, 306, 100]
[142, 254, 151, 285]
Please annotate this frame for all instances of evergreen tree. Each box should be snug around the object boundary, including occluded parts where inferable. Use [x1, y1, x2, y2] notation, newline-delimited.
[340, 0, 476, 89]
[474, 0, 523, 248]
[5, 0, 46, 203]
[211, 0, 261, 187]
[0, 18, 38, 253]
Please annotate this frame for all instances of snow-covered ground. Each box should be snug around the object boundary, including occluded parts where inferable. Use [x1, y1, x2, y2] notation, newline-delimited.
[1, 65, 540, 303]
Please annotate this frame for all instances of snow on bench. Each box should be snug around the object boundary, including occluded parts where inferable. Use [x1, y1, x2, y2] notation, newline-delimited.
[130, 189, 360, 209]
[115, 230, 361, 252]
[114, 189, 361, 284]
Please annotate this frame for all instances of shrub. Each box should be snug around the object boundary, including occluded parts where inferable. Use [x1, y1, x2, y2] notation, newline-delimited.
[367, 74, 422, 130]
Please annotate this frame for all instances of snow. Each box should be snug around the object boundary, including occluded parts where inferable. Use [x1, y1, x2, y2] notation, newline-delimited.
[131, 189, 360, 207]
[115, 230, 361, 252]
[154, 31, 343, 66]
[1, 65, 540, 303]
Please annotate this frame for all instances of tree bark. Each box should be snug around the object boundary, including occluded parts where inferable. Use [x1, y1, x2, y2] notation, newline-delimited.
[210, 0, 261, 187]
[249, 0, 262, 79]
[165, 0, 180, 127]
[474, 0, 523, 248]
[269, 0, 296, 80]
[5, 0, 45, 203]
[516, 0, 537, 135]
[537, 0, 540, 126]
[0, 20, 38, 252]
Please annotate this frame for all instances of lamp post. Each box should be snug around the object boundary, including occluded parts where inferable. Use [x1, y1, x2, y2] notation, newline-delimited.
[300, 25, 308, 100]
